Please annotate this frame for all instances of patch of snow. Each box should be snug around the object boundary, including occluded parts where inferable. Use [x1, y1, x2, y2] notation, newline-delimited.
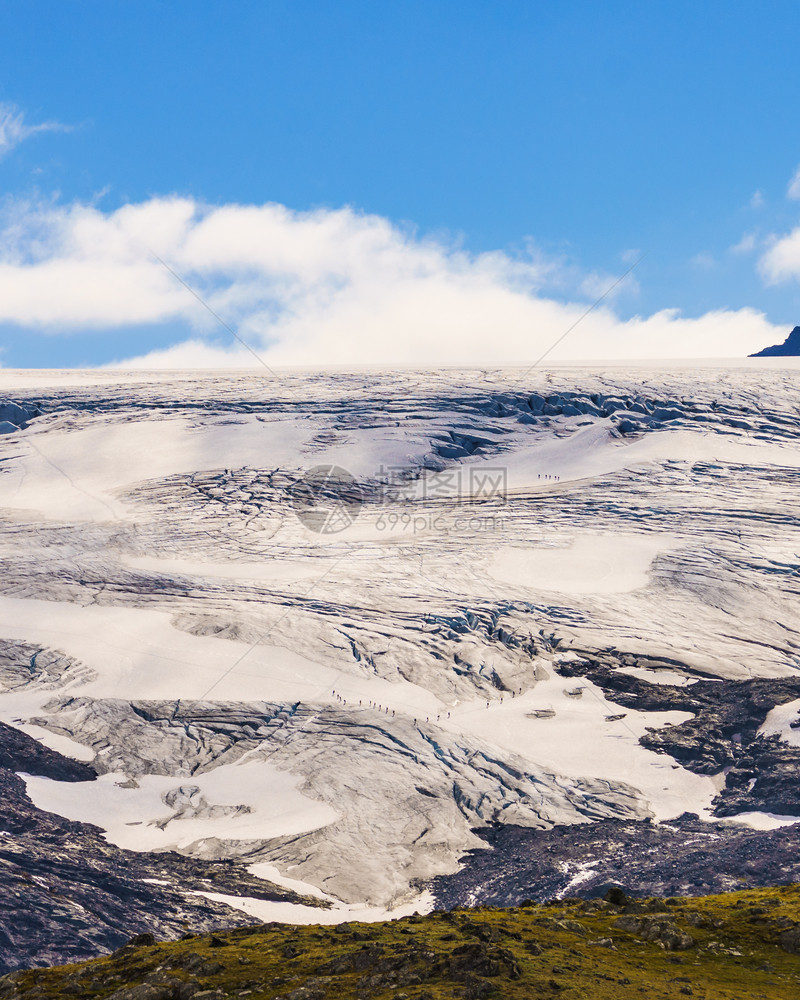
[21, 760, 338, 852]
[487, 533, 676, 595]
[192, 889, 434, 925]
[711, 812, 800, 831]
[759, 698, 800, 747]
[616, 666, 698, 687]
[558, 859, 601, 896]
[450, 670, 716, 822]
[248, 862, 333, 902]
[14, 722, 97, 761]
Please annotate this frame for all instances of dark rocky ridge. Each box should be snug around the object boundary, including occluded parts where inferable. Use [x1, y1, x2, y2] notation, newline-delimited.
[750, 325, 800, 357]
[432, 813, 800, 909]
[0, 721, 96, 781]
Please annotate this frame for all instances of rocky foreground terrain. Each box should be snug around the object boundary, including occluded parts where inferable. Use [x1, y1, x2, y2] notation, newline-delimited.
[2, 883, 799, 999]
[0, 366, 799, 972]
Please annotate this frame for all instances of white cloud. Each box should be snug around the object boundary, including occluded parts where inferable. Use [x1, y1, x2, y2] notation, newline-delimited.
[750, 189, 765, 209]
[579, 270, 640, 303]
[0, 102, 69, 160]
[0, 195, 784, 365]
[788, 166, 800, 200]
[730, 232, 757, 255]
[112, 338, 254, 369]
[759, 227, 800, 284]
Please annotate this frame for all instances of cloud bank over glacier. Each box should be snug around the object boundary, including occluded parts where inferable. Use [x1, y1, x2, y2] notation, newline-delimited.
[0, 196, 785, 366]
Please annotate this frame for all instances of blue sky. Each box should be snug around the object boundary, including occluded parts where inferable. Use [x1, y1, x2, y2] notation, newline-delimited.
[2, 0, 800, 366]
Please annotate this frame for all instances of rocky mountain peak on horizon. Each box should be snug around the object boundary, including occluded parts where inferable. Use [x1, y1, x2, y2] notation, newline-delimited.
[750, 325, 800, 357]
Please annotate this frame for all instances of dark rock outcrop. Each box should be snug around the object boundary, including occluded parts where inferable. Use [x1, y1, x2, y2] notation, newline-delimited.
[779, 923, 800, 954]
[613, 914, 694, 950]
[432, 814, 800, 909]
[0, 721, 96, 782]
[750, 325, 800, 357]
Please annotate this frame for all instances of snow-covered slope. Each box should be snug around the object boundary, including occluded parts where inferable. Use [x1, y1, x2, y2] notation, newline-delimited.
[1, 365, 799, 933]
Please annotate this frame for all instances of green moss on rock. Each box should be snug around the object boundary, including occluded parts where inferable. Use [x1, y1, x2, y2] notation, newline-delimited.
[2, 883, 800, 999]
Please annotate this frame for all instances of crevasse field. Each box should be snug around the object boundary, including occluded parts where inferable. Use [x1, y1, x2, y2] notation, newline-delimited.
[1, 363, 800, 964]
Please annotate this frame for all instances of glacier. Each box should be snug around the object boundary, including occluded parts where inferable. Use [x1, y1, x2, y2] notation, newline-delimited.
[0, 363, 799, 968]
